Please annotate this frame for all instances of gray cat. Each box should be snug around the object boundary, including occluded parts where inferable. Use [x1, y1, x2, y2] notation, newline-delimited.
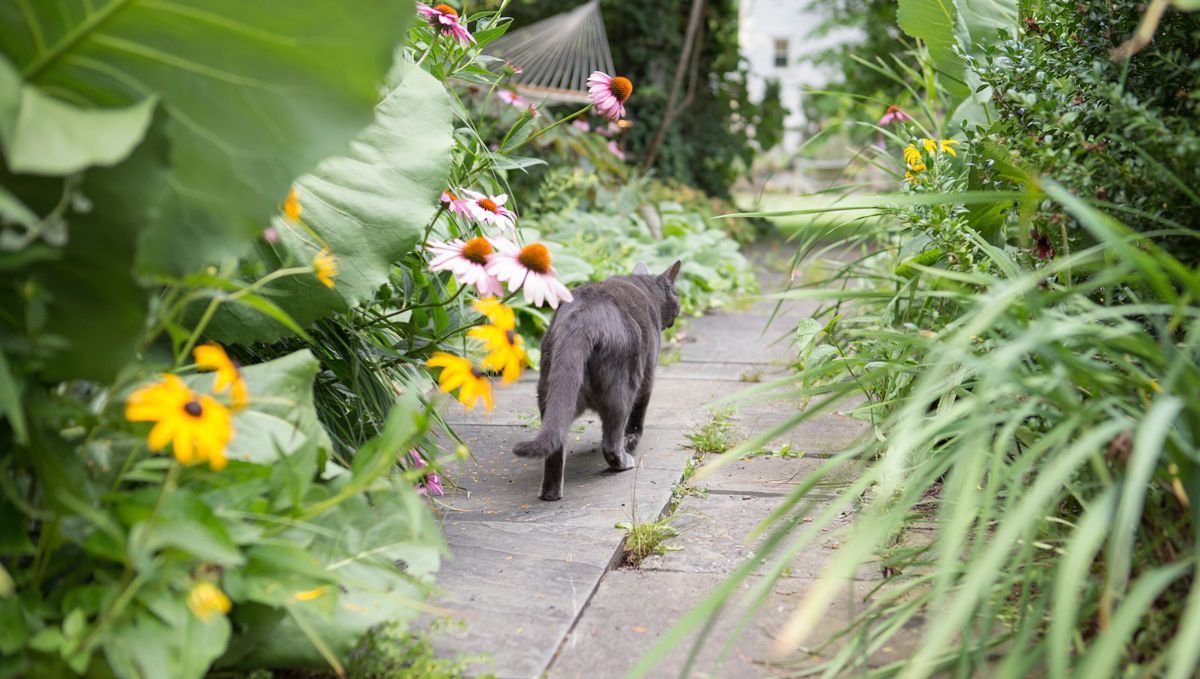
[512, 261, 683, 501]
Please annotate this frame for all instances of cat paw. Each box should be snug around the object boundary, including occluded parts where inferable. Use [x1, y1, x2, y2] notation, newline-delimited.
[603, 449, 635, 471]
[540, 488, 563, 501]
[624, 432, 641, 452]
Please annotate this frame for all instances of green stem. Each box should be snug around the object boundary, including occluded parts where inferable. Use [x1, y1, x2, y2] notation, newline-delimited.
[502, 104, 593, 155]
[174, 265, 312, 367]
[109, 441, 146, 494]
[415, 38, 436, 66]
[479, 80, 501, 122]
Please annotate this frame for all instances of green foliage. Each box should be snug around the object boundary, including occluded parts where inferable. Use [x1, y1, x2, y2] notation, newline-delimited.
[683, 406, 741, 455]
[616, 517, 680, 567]
[976, 0, 1200, 261]
[1, 0, 412, 277]
[346, 618, 496, 679]
[0, 1, 414, 382]
[630, 6, 1200, 672]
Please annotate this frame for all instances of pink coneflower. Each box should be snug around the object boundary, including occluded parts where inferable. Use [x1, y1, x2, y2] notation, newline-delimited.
[486, 239, 574, 309]
[879, 105, 913, 126]
[496, 89, 529, 108]
[527, 104, 542, 119]
[1030, 229, 1055, 260]
[502, 60, 523, 77]
[462, 189, 517, 233]
[572, 119, 591, 133]
[441, 189, 472, 217]
[410, 451, 444, 496]
[608, 140, 626, 161]
[595, 125, 612, 137]
[416, 3, 475, 45]
[426, 237, 505, 296]
[263, 226, 279, 243]
[587, 71, 632, 121]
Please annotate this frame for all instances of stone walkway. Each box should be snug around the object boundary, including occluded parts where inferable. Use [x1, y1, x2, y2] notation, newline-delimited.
[424, 246, 917, 678]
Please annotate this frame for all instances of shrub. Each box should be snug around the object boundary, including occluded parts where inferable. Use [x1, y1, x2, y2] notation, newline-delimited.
[976, 0, 1200, 261]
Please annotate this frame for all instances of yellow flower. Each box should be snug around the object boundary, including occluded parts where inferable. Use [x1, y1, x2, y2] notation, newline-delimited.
[903, 144, 922, 168]
[313, 247, 338, 288]
[284, 187, 302, 222]
[187, 582, 232, 623]
[293, 586, 328, 602]
[939, 139, 959, 156]
[922, 138, 937, 153]
[427, 352, 493, 413]
[125, 374, 232, 471]
[472, 298, 515, 327]
[193, 343, 248, 407]
[468, 298, 526, 383]
[469, 326, 527, 383]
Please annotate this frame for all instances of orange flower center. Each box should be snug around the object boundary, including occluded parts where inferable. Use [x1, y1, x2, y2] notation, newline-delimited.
[184, 401, 203, 418]
[886, 105, 902, 114]
[434, 4, 458, 16]
[518, 243, 552, 274]
[609, 77, 633, 102]
[478, 198, 499, 213]
[462, 237, 494, 265]
[445, 190, 459, 201]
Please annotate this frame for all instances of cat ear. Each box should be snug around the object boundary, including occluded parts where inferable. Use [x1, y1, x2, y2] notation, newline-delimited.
[664, 260, 682, 285]
[633, 261, 650, 275]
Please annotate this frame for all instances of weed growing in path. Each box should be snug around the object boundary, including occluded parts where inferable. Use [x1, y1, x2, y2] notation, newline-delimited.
[616, 517, 680, 567]
[749, 442, 803, 458]
[684, 406, 741, 455]
[669, 456, 709, 512]
[347, 618, 496, 679]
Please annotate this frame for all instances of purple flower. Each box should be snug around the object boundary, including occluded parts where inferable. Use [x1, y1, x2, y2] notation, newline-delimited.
[879, 105, 913, 126]
[607, 140, 626, 161]
[571, 120, 591, 133]
[416, 3, 475, 45]
[587, 71, 632, 121]
[496, 89, 529, 108]
[410, 451, 444, 496]
[1030, 229, 1055, 260]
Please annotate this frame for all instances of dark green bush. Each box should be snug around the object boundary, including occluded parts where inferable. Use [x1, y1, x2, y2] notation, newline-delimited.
[977, 0, 1200, 260]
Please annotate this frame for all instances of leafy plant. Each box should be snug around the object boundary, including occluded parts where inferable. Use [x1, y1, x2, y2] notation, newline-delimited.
[684, 406, 742, 455]
[346, 618, 497, 679]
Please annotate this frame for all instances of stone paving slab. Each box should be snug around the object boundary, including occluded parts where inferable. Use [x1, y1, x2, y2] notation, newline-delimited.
[547, 570, 922, 679]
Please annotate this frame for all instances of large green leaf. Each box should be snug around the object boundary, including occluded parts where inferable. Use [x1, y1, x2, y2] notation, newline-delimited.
[1, 0, 415, 275]
[897, 0, 969, 96]
[0, 54, 155, 176]
[206, 61, 452, 344]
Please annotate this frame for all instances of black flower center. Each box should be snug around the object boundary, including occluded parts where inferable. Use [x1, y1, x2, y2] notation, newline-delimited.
[184, 401, 203, 417]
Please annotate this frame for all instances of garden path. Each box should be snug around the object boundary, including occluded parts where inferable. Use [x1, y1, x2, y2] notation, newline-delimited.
[425, 243, 924, 678]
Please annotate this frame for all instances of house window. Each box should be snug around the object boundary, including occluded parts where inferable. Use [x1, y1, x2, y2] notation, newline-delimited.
[774, 39, 789, 68]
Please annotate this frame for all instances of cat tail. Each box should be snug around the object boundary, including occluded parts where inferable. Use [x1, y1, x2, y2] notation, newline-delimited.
[512, 332, 590, 459]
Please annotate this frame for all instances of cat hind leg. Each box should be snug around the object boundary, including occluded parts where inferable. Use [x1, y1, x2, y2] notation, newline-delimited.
[600, 404, 636, 471]
[539, 447, 566, 501]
